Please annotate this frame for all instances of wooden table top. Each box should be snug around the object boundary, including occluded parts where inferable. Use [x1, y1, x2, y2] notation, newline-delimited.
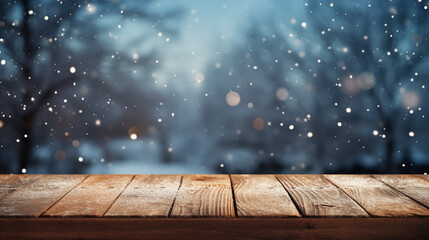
[1, 174, 428, 218]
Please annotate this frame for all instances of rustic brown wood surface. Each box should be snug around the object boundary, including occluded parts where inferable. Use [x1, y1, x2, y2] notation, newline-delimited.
[373, 175, 429, 208]
[105, 175, 181, 217]
[0, 174, 428, 239]
[419, 175, 429, 182]
[0, 174, 427, 219]
[0, 175, 86, 217]
[324, 175, 429, 217]
[231, 175, 300, 217]
[0, 218, 427, 240]
[277, 175, 369, 217]
[0, 174, 41, 200]
[43, 175, 133, 217]
[170, 175, 235, 217]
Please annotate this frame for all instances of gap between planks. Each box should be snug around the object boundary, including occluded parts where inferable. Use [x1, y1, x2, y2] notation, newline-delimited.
[0, 175, 88, 217]
[43, 175, 135, 217]
[232, 175, 300, 217]
[167, 176, 183, 217]
[102, 175, 136, 216]
[105, 175, 182, 217]
[169, 175, 235, 217]
[371, 175, 429, 209]
[277, 175, 368, 217]
[40, 175, 89, 217]
[275, 175, 304, 217]
[228, 174, 239, 218]
[0, 175, 43, 201]
[324, 175, 429, 217]
[322, 175, 373, 217]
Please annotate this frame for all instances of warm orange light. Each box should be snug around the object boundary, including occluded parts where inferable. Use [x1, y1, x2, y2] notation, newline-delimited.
[252, 117, 265, 130]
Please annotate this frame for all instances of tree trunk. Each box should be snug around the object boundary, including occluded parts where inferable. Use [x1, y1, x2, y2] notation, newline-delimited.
[19, 117, 33, 173]
[18, 0, 34, 173]
[158, 128, 172, 163]
[384, 119, 396, 173]
[315, 136, 326, 171]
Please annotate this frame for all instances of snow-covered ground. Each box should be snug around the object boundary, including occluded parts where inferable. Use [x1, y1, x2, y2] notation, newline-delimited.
[88, 160, 211, 174]
[86, 137, 212, 174]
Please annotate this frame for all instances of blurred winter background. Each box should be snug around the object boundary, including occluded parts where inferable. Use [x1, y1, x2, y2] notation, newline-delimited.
[0, 0, 428, 174]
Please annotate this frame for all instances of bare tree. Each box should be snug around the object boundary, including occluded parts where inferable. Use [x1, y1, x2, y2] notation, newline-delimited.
[286, 1, 429, 171]
[0, 0, 182, 172]
[201, 0, 428, 173]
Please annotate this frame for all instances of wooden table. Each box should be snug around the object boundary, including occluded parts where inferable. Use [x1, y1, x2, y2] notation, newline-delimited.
[0, 174, 428, 239]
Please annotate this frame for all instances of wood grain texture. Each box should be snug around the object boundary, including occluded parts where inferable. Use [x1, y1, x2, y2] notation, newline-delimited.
[106, 175, 181, 217]
[231, 175, 300, 217]
[373, 175, 429, 208]
[419, 175, 429, 182]
[43, 175, 133, 217]
[324, 175, 429, 217]
[170, 175, 234, 217]
[0, 175, 42, 200]
[1, 218, 428, 240]
[0, 175, 86, 217]
[277, 175, 368, 217]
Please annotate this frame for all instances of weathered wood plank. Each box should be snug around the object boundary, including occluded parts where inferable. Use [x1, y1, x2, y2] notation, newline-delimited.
[418, 175, 429, 182]
[0, 175, 42, 200]
[43, 175, 133, 217]
[373, 175, 429, 208]
[105, 175, 181, 217]
[231, 175, 300, 217]
[0, 175, 86, 217]
[277, 175, 368, 217]
[324, 175, 429, 217]
[170, 175, 234, 217]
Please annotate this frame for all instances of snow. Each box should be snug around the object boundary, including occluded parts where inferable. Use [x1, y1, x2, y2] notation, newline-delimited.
[225, 91, 241, 107]
[88, 159, 211, 174]
[0, 0, 428, 174]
